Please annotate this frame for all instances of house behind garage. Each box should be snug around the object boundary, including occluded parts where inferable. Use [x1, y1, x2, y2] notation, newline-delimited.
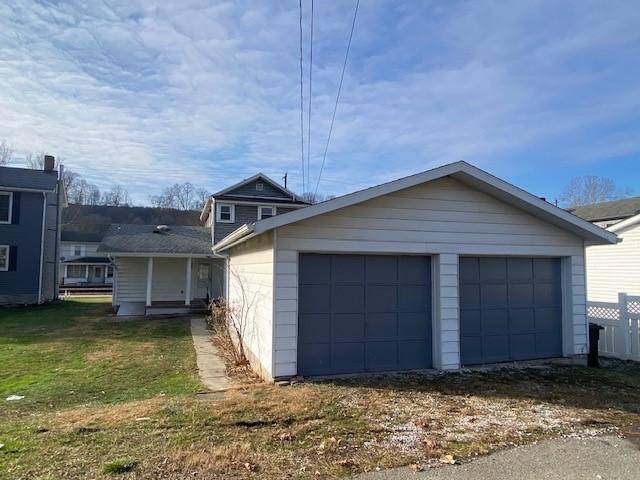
[214, 161, 616, 380]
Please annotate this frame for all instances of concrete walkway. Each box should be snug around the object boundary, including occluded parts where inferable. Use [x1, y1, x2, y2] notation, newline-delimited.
[190, 317, 229, 392]
[352, 435, 640, 480]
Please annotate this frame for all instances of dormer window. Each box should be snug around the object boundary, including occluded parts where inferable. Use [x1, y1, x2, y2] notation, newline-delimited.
[216, 203, 235, 223]
[256, 183, 264, 191]
[258, 205, 275, 220]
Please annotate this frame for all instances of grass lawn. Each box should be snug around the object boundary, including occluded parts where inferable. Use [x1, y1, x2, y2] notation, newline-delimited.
[2, 298, 640, 479]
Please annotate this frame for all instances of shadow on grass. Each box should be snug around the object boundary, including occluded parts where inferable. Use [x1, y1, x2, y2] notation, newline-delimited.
[317, 361, 640, 416]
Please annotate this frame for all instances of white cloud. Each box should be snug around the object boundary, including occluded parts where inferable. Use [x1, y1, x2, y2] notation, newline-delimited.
[0, 0, 638, 203]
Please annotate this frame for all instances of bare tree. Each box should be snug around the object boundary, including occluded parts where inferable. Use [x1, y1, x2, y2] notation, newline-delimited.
[25, 151, 46, 169]
[62, 169, 79, 198]
[560, 176, 619, 208]
[86, 184, 102, 205]
[150, 182, 209, 210]
[102, 185, 132, 206]
[301, 191, 329, 204]
[0, 139, 12, 166]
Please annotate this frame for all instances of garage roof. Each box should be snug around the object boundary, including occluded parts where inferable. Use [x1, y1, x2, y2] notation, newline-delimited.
[213, 161, 618, 252]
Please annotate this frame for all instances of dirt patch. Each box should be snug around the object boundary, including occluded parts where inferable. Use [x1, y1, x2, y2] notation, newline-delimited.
[54, 397, 166, 429]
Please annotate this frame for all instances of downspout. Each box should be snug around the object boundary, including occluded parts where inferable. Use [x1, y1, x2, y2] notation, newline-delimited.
[53, 183, 61, 300]
[37, 192, 47, 304]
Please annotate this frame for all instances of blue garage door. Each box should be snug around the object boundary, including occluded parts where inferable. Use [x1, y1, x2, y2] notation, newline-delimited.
[460, 257, 563, 365]
[298, 254, 432, 376]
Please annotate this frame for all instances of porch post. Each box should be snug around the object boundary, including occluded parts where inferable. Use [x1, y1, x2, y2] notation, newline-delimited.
[64, 264, 68, 280]
[146, 257, 154, 307]
[185, 257, 192, 306]
[85, 264, 89, 281]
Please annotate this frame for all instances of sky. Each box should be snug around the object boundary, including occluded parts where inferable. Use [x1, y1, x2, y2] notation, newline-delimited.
[0, 0, 639, 205]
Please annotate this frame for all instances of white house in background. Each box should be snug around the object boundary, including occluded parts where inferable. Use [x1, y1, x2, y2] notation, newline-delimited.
[213, 161, 616, 381]
[60, 224, 113, 287]
[570, 197, 640, 302]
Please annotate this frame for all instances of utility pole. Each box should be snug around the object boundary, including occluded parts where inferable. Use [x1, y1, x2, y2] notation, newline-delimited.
[283, 172, 288, 189]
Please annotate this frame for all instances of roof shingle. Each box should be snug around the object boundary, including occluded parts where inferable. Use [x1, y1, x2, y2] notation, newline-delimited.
[569, 197, 640, 222]
[98, 224, 212, 255]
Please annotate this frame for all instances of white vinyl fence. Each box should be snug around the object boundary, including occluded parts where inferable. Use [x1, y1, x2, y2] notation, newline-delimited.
[587, 293, 640, 361]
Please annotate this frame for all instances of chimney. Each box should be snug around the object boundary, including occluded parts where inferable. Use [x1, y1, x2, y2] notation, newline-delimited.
[44, 155, 55, 171]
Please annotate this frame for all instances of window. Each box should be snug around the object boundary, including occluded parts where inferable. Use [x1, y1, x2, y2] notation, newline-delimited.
[256, 182, 264, 191]
[66, 265, 86, 278]
[198, 264, 210, 280]
[216, 203, 235, 223]
[0, 192, 12, 224]
[73, 245, 82, 257]
[106, 266, 114, 278]
[0, 246, 8, 271]
[258, 206, 275, 220]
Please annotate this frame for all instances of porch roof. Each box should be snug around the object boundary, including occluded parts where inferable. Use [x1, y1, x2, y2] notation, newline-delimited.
[98, 224, 213, 256]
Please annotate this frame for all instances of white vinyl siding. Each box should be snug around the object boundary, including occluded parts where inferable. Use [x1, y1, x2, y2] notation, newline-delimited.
[272, 177, 587, 377]
[61, 242, 101, 259]
[228, 232, 275, 380]
[586, 223, 640, 301]
[113, 257, 147, 302]
[151, 258, 189, 302]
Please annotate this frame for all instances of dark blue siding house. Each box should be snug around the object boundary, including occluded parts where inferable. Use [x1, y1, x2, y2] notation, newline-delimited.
[0, 156, 65, 305]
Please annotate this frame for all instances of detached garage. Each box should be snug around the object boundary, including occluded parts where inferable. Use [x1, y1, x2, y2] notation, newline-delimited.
[214, 161, 617, 381]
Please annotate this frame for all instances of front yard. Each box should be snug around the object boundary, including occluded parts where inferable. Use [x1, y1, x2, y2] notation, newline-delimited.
[1, 298, 640, 479]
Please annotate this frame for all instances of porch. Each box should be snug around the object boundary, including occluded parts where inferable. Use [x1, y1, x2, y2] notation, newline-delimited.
[112, 255, 225, 317]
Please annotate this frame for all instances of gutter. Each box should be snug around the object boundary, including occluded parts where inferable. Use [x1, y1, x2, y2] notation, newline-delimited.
[1, 186, 56, 193]
[212, 223, 255, 252]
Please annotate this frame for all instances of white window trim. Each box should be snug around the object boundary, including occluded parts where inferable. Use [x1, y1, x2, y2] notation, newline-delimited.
[216, 203, 235, 223]
[0, 245, 9, 271]
[72, 244, 84, 257]
[258, 205, 276, 220]
[0, 192, 13, 224]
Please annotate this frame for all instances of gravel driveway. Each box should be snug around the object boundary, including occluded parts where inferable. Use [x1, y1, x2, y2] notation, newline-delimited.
[352, 434, 640, 480]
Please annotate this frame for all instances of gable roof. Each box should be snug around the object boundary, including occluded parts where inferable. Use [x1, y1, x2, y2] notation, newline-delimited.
[568, 196, 640, 222]
[213, 172, 302, 200]
[214, 161, 617, 252]
[98, 224, 213, 256]
[0, 166, 59, 191]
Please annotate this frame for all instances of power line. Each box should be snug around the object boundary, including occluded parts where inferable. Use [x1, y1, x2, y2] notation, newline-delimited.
[306, 0, 314, 195]
[314, 0, 360, 197]
[298, 0, 305, 193]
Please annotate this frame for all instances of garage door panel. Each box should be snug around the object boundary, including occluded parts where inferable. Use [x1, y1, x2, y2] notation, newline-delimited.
[366, 256, 397, 283]
[510, 334, 536, 359]
[483, 334, 510, 362]
[460, 285, 480, 309]
[509, 283, 534, 307]
[333, 343, 365, 373]
[366, 285, 397, 312]
[509, 308, 535, 331]
[535, 307, 562, 330]
[334, 285, 364, 313]
[399, 340, 430, 369]
[300, 285, 331, 313]
[533, 258, 558, 280]
[299, 254, 431, 375]
[482, 309, 509, 332]
[366, 341, 398, 370]
[300, 343, 331, 374]
[460, 309, 481, 334]
[481, 284, 508, 307]
[508, 258, 533, 280]
[299, 255, 331, 283]
[461, 335, 483, 364]
[460, 256, 562, 365]
[398, 285, 428, 311]
[399, 312, 429, 337]
[534, 284, 560, 306]
[300, 314, 331, 342]
[366, 313, 398, 338]
[334, 255, 365, 283]
[479, 257, 507, 281]
[333, 314, 364, 340]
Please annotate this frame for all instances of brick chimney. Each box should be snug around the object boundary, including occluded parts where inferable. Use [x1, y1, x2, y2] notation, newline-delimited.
[44, 155, 55, 171]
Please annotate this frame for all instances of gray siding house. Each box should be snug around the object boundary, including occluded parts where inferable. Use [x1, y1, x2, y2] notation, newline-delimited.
[0, 156, 65, 305]
[102, 173, 307, 316]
